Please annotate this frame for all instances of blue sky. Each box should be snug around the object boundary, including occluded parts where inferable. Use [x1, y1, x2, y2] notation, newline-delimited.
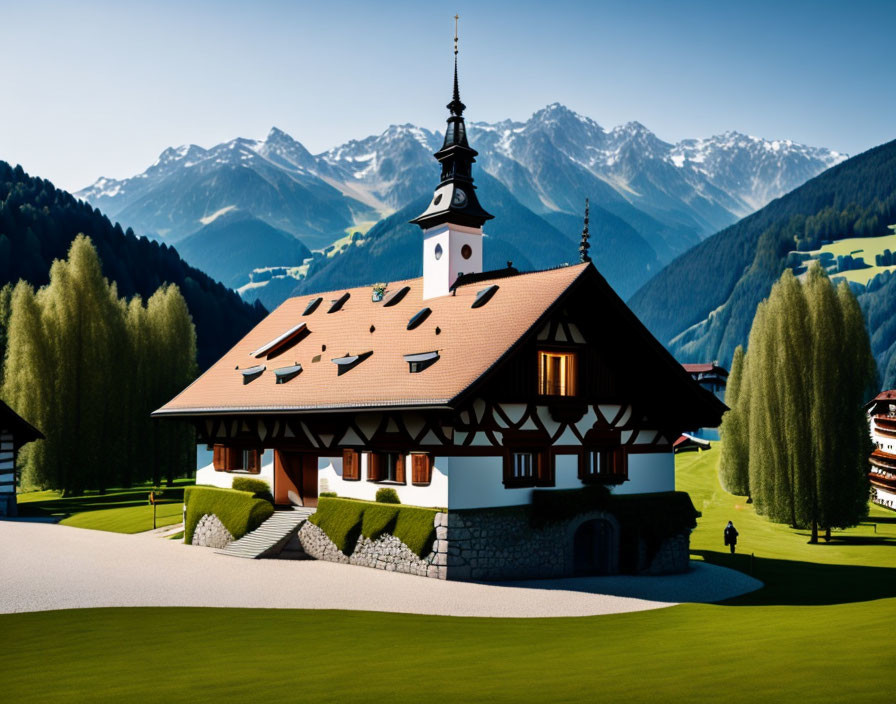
[3, 0, 894, 192]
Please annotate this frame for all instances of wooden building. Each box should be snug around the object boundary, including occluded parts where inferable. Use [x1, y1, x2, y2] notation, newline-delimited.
[867, 390, 896, 510]
[154, 51, 725, 579]
[0, 400, 44, 517]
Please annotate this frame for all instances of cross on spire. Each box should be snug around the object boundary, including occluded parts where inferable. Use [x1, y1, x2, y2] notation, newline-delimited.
[579, 198, 592, 263]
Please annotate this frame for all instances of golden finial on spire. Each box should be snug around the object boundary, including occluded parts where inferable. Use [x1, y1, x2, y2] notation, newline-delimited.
[454, 14, 459, 56]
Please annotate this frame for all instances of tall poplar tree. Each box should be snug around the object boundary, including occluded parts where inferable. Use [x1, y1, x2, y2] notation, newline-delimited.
[0, 282, 52, 489]
[719, 345, 750, 495]
[0, 283, 12, 387]
[730, 263, 876, 542]
[1, 235, 199, 493]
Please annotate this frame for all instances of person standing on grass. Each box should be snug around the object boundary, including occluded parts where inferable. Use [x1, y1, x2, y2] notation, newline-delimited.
[724, 521, 739, 554]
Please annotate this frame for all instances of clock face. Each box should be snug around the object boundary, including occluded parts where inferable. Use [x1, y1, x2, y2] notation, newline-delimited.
[452, 188, 468, 207]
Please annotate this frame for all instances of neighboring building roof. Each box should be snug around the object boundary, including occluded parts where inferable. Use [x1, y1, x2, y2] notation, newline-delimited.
[0, 399, 44, 444]
[682, 363, 729, 377]
[864, 389, 896, 411]
[871, 390, 896, 402]
[673, 434, 712, 451]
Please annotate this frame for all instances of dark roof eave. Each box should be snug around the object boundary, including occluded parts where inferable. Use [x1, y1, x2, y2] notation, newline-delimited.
[151, 401, 456, 418]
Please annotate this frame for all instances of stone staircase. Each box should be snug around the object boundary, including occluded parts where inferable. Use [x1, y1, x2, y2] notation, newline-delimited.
[215, 507, 315, 559]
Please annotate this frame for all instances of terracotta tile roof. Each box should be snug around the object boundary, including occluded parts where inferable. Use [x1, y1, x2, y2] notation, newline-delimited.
[154, 264, 590, 415]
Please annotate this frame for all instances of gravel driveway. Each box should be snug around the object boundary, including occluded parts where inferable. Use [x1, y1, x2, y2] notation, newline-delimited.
[0, 521, 762, 618]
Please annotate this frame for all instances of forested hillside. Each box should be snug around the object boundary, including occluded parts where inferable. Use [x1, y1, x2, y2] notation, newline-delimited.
[629, 139, 896, 385]
[0, 162, 266, 368]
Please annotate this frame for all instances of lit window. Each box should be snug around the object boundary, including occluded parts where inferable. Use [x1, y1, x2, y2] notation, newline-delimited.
[538, 351, 577, 396]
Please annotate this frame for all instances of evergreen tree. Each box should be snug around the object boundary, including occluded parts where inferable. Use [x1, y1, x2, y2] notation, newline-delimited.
[718, 345, 750, 495]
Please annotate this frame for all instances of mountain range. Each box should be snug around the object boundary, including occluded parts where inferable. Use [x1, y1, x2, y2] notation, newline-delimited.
[77, 104, 845, 305]
[0, 161, 266, 370]
[629, 138, 896, 387]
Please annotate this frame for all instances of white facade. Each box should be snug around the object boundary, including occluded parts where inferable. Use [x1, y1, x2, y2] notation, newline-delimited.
[869, 408, 896, 510]
[422, 222, 483, 300]
[196, 448, 275, 490]
[196, 446, 674, 510]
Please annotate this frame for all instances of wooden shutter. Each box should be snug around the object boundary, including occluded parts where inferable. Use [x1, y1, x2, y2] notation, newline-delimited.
[536, 450, 554, 487]
[395, 454, 406, 484]
[213, 445, 226, 471]
[611, 448, 628, 479]
[343, 449, 359, 481]
[247, 450, 261, 474]
[367, 452, 383, 482]
[411, 454, 432, 485]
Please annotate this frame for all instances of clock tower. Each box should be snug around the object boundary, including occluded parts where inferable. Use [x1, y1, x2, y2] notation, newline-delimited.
[411, 27, 493, 299]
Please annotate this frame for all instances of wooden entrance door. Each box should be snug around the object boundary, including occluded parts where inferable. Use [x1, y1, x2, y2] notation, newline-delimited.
[274, 451, 319, 507]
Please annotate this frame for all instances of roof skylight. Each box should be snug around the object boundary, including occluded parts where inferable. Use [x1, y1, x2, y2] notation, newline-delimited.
[404, 351, 440, 373]
[407, 307, 432, 330]
[249, 322, 308, 359]
[328, 292, 351, 313]
[383, 286, 410, 307]
[331, 351, 373, 376]
[240, 365, 265, 385]
[274, 363, 302, 384]
[472, 284, 499, 308]
[303, 297, 323, 316]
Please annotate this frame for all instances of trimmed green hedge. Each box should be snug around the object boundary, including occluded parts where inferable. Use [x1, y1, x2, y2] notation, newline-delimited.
[184, 486, 274, 544]
[375, 487, 400, 504]
[231, 477, 270, 494]
[309, 497, 437, 557]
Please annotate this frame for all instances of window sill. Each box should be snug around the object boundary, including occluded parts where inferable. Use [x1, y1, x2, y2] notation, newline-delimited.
[368, 480, 406, 486]
[581, 475, 628, 485]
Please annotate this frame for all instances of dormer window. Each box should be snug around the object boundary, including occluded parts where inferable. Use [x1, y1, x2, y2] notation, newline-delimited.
[538, 350, 577, 396]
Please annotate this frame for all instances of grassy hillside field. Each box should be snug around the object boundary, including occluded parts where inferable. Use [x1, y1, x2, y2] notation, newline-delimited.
[1, 446, 894, 703]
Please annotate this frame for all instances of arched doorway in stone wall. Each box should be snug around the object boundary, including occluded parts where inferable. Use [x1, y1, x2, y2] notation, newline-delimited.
[572, 516, 618, 575]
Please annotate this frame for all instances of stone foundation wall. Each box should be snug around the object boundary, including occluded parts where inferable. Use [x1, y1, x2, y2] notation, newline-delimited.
[296, 513, 448, 579]
[444, 508, 691, 581]
[191, 514, 234, 548]
[284, 506, 689, 581]
[639, 533, 690, 575]
[444, 508, 573, 581]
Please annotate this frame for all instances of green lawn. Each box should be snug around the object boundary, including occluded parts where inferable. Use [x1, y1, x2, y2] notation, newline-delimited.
[1, 447, 894, 703]
[16, 479, 191, 534]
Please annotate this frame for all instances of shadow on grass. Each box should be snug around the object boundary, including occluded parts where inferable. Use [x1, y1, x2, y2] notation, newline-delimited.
[17, 487, 186, 520]
[695, 549, 896, 606]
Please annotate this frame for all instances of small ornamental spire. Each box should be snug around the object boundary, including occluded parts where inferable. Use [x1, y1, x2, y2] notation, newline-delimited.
[579, 198, 592, 263]
[449, 15, 465, 116]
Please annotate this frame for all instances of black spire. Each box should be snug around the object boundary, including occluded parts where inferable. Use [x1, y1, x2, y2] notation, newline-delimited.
[579, 198, 592, 263]
[410, 18, 493, 231]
